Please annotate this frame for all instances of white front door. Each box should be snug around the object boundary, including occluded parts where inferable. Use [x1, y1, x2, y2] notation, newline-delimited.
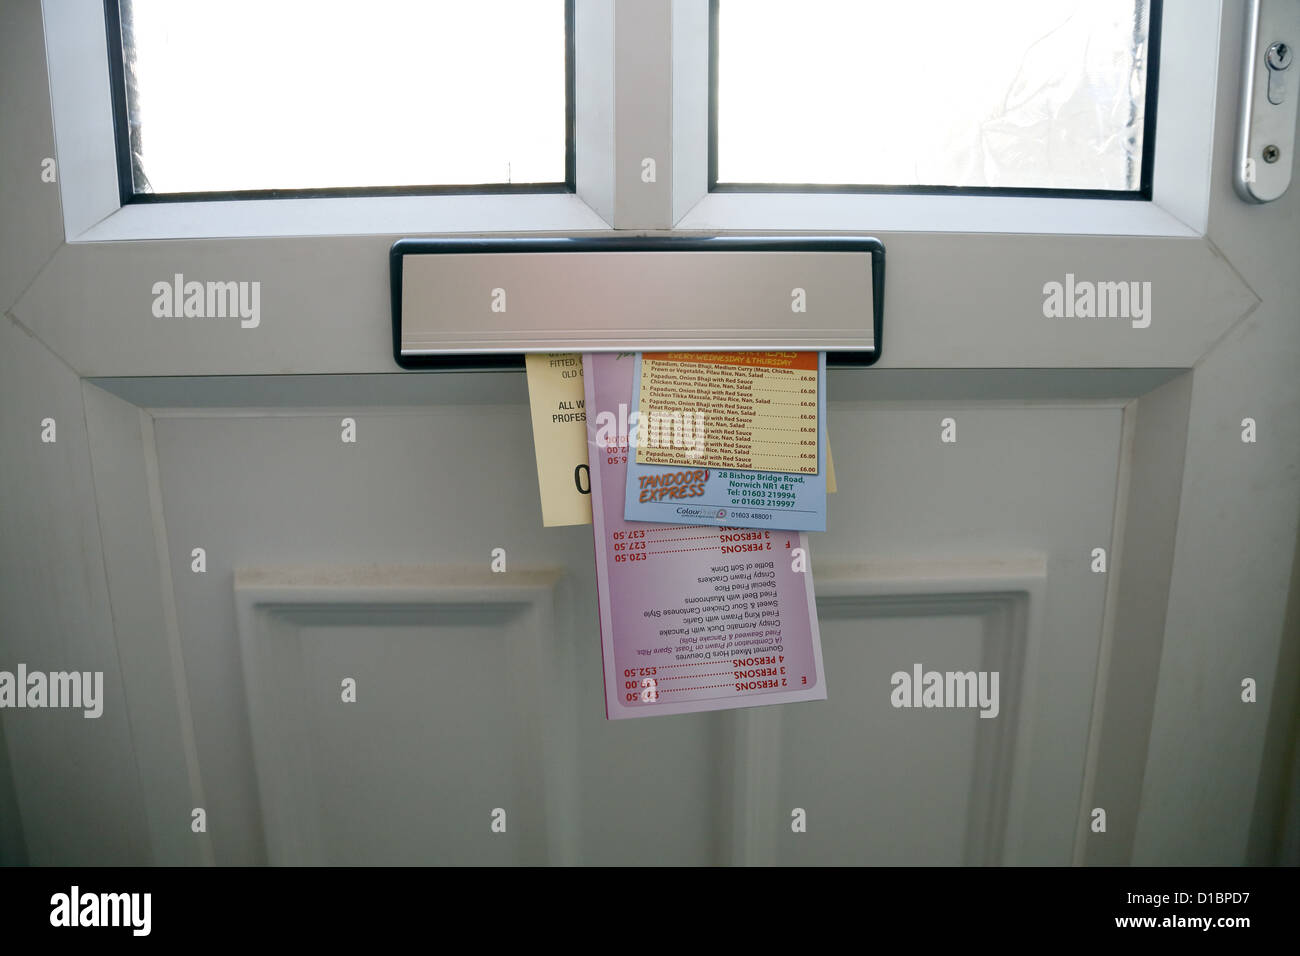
[0, 0, 1296, 866]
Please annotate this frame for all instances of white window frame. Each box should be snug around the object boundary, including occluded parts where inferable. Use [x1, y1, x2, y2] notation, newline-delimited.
[43, 0, 611, 240]
[44, 0, 1220, 242]
[672, 0, 1220, 237]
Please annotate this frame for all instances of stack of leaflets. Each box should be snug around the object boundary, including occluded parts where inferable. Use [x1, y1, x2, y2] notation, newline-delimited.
[525, 350, 829, 719]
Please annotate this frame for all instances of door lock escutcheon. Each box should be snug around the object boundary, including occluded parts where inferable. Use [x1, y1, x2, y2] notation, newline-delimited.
[1236, 1, 1300, 202]
[1265, 40, 1292, 106]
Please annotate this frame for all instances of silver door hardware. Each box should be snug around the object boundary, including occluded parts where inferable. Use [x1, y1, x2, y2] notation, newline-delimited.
[390, 237, 886, 370]
[1266, 41, 1292, 105]
[1236, 0, 1300, 202]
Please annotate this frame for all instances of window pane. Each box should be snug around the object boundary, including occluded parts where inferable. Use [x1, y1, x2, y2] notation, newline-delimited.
[116, 0, 568, 195]
[716, 0, 1153, 192]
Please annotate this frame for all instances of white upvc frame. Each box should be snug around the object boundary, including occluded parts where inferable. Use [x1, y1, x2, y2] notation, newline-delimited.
[43, 0, 614, 241]
[44, 0, 1220, 242]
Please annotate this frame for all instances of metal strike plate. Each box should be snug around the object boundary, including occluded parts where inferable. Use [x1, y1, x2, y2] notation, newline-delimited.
[1235, 0, 1300, 202]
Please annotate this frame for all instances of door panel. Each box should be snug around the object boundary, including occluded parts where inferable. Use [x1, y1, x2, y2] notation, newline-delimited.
[141, 400, 1118, 864]
[777, 607, 1007, 866]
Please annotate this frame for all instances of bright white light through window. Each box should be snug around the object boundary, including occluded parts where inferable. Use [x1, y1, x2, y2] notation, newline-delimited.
[716, 0, 1153, 191]
[117, 0, 567, 194]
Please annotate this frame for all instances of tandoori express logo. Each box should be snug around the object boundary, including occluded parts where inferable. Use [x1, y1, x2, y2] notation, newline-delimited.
[635, 469, 710, 503]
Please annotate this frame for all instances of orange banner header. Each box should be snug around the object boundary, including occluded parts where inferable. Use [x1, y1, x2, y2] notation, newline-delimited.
[642, 351, 817, 371]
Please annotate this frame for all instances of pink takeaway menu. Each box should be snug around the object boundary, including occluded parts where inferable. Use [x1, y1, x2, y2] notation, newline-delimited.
[583, 352, 827, 719]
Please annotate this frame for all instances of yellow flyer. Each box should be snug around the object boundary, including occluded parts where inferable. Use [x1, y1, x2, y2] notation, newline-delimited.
[524, 353, 592, 526]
